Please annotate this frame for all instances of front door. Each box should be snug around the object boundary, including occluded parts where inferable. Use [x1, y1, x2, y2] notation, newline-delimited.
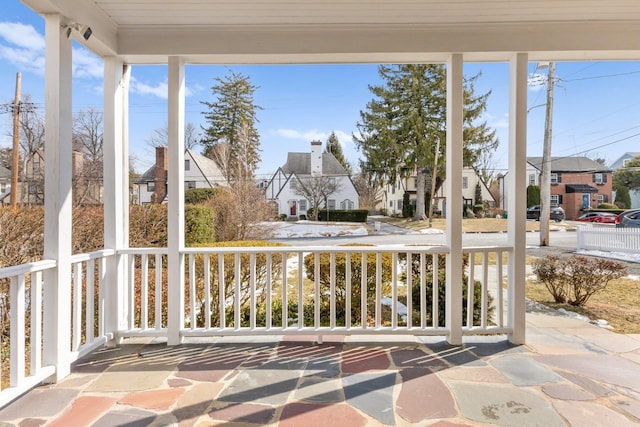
[289, 201, 297, 216]
[581, 193, 590, 210]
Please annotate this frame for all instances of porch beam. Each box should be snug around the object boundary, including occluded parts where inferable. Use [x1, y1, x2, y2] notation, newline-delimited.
[445, 53, 464, 345]
[103, 58, 130, 340]
[42, 14, 73, 381]
[507, 53, 528, 344]
[167, 56, 186, 345]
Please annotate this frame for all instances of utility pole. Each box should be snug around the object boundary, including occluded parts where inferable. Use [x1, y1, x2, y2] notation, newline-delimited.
[428, 137, 441, 227]
[540, 62, 555, 246]
[11, 72, 22, 209]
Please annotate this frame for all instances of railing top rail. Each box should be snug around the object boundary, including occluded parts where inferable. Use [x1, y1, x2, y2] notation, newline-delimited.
[463, 245, 513, 252]
[0, 259, 57, 279]
[69, 249, 116, 264]
[180, 245, 452, 255]
[114, 245, 514, 256]
[118, 248, 169, 255]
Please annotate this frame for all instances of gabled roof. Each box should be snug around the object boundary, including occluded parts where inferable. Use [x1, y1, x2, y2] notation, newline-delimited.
[281, 152, 348, 176]
[527, 157, 610, 173]
[187, 150, 224, 185]
[135, 164, 160, 184]
[135, 149, 224, 185]
[0, 165, 10, 181]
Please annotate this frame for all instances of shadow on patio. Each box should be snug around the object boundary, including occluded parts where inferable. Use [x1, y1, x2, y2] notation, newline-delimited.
[2, 303, 640, 427]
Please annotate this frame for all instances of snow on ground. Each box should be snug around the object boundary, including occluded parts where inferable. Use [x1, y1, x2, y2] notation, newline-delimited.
[420, 228, 445, 234]
[266, 221, 369, 238]
[576, 249, 640, 266]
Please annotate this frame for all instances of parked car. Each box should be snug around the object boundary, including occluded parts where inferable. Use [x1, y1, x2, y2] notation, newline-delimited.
[615, 209, 640, 228]
[526, 205, 565, 222]
[575, 212, 617, 223]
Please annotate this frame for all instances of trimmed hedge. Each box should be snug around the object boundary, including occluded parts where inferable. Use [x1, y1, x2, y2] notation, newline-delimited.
[185, 188, 218, 204]
[184, 204, 215, 245]
[317, 209, 368, 222]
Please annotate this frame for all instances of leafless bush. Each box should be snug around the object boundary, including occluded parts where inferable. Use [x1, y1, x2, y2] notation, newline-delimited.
[533, 255, 626, 306]
[206, 183, 273, 242]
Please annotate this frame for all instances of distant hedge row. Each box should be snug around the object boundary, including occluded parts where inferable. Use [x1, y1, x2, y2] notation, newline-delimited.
[316, 209, 368, 222]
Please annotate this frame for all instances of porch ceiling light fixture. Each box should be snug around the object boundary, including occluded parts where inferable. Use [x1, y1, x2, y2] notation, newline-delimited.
[62, 23, 92, 41]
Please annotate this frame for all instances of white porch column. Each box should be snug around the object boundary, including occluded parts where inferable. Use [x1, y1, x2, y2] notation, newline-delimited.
[42, 14, 73, 380]
[167, 56, 186, 345]
[507, 53, 528, 344]
[446, 54, 464, 345]
[103, 58, 130, 341]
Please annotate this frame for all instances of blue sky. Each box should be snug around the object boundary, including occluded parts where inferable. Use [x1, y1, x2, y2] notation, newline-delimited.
[2, 0, 640, 179]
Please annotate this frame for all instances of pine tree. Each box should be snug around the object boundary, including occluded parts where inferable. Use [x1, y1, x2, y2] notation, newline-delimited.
[201, 71, 262, 180]
[354, 64, 498, 220]
[325, 131, 351, 174]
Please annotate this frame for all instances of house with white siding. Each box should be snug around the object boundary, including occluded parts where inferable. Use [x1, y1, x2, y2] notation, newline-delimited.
[135, 146, 226, 204]
[265, 141, 359, 218]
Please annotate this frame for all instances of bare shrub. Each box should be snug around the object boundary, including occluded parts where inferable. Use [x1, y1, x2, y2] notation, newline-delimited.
[533, 255, 626, 306]
[206, 183, 273, 242]
[532, 255, 567, 303]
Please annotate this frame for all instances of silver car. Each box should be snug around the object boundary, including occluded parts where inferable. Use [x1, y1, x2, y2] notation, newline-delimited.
[615, 209, 640, 228]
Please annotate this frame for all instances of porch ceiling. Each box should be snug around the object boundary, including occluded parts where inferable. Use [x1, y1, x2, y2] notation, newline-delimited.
[21, 0, 640, 63]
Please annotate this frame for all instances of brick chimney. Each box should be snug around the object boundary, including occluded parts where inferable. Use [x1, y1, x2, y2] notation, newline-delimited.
[310, 140, 323, 177]
[154, 146, 168, 203]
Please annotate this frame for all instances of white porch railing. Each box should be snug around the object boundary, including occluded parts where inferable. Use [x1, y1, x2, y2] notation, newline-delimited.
[0, 249, 114, 408]
[1, 244, 514, 408]
[118, 245, 513, 339]
[577, 224, 640, 254]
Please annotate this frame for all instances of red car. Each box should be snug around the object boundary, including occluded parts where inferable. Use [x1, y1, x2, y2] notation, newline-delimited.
[575, 212, 617, 223]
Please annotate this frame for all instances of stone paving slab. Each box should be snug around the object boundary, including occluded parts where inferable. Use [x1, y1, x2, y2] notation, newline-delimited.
[3, 307, 640, 426]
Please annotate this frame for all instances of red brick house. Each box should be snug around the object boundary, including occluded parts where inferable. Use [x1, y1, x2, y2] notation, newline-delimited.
[526, 157, 612, 220]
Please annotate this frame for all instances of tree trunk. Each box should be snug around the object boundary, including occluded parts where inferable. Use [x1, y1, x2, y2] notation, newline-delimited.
[414, 167, 427, 220]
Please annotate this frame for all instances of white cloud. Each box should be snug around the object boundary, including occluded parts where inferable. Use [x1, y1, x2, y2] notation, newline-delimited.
[130, 77, 168, 99]
[0, 21, 104, 80]
[271, 129, 355, 146]
[273, 128, 327, 141]
[0, 22, 44, 50]
[72, 47, 103, 79]
[129, 77, 197, 99]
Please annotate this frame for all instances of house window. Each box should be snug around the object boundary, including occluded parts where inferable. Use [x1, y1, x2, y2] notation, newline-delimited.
[391, 185, 395, 195]
[327, 199, 336, 210]
[397, 200, 402, 210]
[597, 194, 604, 204]
[185, 159, 190, 171]
[528, 174, 535, 186]
[185, 181, 196, 190]
[147, 182, 155, 192]
[550, 194, 559, 206]
[462, 177, 468, 189]
[33, 158, 41, 173]
[340, 199, 354, 210]
[29, 183, 43, 195]
[550, 173, 558, 185]
[299, 200, 307, 212]
[594, 173, 604, 184]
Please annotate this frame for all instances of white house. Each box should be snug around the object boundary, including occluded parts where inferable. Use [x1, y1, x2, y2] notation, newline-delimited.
[135, 146, 226, 204]
[610, 152, 640, 208]
[378, 167, 495, 217]
[265, 141, 359, 218]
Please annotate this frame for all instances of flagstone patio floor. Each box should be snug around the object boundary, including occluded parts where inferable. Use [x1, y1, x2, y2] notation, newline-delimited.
[1, 301, 640, 426]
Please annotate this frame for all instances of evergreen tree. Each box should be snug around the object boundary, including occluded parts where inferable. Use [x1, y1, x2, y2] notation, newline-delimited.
[325, 131, 351, 174]
[613, 156, 640, 192]
[354, 64, 498, 220]
[201, 71, 262, 179]
[613, 180, 631, 209]
[527, 185, 541, 207]
[474, 182, 483, 206]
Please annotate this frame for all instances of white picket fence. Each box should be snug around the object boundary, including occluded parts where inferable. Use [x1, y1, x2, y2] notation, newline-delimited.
[576, 225, 640, 253]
